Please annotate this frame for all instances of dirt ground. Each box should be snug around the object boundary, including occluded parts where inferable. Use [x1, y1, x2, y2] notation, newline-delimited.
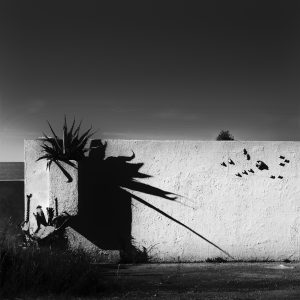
[97, 262, 300, 299]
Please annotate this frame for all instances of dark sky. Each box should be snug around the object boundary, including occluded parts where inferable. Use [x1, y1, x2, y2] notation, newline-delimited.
[0, 1, 300, 161]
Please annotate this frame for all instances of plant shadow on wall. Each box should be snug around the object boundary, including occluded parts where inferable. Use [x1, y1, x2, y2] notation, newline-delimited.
[69, 139, 234, 262]
[36, 117, 233, 262]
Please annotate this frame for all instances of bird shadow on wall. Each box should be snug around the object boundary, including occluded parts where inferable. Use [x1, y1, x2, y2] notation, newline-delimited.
[70, 139, 233, 262]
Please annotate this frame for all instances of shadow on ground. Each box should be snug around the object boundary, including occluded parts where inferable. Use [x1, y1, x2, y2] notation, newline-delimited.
[98, 262, 300, 299]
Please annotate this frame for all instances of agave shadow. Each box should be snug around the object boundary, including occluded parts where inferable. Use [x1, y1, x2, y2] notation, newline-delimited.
[70, 140, 233, 261]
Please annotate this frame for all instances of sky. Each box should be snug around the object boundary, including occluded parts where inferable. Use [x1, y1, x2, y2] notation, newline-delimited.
[0, 1, 300, 161]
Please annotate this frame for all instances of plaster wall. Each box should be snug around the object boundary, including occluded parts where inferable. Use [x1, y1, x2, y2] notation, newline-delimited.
[24, 140, 119, 262]
[104, 140, 300, 261]
[24, 141, 79, 231]
[49, 161, 78, 216]
[24, 140, 50, 233]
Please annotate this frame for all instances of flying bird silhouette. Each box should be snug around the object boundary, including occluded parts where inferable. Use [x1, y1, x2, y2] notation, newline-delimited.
[242, 170, 248, 175]
[248, 169, 254, 173]
[284, 159, 290, 163]
[279, 163, 285, 167]
[256, 160, 269, 171]
[221, 162, 227, 167]
[278, 175, 283, 179]
[279, 156, 285, 159]
[228, 159, 235, 165]
[270, 175, 275, 179]
[235, 173, 242, 177]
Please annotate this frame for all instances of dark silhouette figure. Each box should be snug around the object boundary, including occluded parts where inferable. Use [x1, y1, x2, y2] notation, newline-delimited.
[33, 205, 47, 232]
[69, 140, 233, 261]
[248, 169, 254, 173]
[228, 159, 235, 165]
[242, 170, 248, 175]
[270, 175, 275, 179]
[221, 162, 227, 167]
[279, 156, 285, 159]
[279, 163, 285, 167]
[284, 159, 290, 163]
[25, 194, 32, 222]
[278, 175, 283, 179]
[256, 160, 269, 171]
[243, 149, 250, 160]
[236, 173, 242, 177]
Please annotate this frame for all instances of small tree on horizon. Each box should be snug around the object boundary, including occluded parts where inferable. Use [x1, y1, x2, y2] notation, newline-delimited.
[216, 130, 234, 141]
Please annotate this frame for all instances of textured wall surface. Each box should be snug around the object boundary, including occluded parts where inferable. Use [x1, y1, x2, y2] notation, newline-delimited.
[24, 140, 119, 262]
[104, 140, 300, 261]
[24, 140, 50, 233]
[24, 139, 300, 262]
[49, 161, 78, 216]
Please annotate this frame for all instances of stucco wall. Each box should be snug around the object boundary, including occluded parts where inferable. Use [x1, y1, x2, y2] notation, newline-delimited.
[24, 139, 300, 262]
[49, 161, 78, 216]
[24, 139, 120, 262]
[104, 140, 300, 261]
[24, 140, 50, 233]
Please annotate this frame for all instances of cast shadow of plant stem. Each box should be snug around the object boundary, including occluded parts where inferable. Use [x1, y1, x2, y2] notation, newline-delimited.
[70, 140, 233, 262]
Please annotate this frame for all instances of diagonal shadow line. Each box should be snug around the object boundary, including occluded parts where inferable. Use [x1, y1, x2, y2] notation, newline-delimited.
[55, 160, 74, 183]
[122, 180, 177, 201]
[128, 191, 234, 259]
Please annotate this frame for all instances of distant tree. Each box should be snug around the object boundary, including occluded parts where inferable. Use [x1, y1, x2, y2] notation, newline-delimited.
[216, 130, 234, 141]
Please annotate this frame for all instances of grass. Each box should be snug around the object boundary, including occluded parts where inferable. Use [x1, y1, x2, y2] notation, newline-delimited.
[0, 224, 117, 298]
[205, 257, 228, 263]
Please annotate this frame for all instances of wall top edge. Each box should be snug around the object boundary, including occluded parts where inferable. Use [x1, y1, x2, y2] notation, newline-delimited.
[24, 139, 300, 143]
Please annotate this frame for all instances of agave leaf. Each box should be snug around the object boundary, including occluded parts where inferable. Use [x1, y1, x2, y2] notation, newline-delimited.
[62, 159, 78, 169]
[73, 120, 82, 138]
[77, 127, 94, 146]
[46, 121, 62, 152]
[63, 115, 68, 155]
[36, 154, 51, 162]
[47, 160, 54, 170]
[41, 145, 57, 155]
[55, 160, 73, 182]
[38, 117, 95, 172]
[42, 132, 51, 140]
[68, 117, 76, 140]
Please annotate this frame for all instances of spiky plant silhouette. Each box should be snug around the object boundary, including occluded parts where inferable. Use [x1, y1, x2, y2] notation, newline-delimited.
[37, 117, 95, 181]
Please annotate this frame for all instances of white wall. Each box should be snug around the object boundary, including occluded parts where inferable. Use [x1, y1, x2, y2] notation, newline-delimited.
[24, 140, 120, 263]
[24, 140, 50, 233]
[105, 140, 300, 261]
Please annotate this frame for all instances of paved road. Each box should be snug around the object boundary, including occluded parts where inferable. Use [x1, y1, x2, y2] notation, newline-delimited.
[99, 262, 300, 299]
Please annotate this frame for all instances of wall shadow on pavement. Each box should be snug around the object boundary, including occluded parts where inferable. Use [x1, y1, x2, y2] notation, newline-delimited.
[71, 139, 233, 261]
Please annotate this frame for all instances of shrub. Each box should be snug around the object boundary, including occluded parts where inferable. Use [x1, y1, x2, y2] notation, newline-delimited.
[0, 225, 106, 297]
[216, 130, 234, 141]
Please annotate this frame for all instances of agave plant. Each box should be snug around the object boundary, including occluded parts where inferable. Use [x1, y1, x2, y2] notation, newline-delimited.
[37, 117, 95, 181]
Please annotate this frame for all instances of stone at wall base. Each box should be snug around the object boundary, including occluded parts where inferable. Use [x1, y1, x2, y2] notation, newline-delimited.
[65, 227, 120, 264]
